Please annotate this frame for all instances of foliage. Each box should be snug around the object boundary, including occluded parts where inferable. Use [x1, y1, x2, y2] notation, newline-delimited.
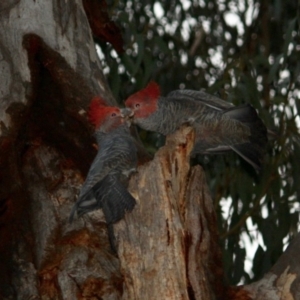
[99, 0, 300, 284]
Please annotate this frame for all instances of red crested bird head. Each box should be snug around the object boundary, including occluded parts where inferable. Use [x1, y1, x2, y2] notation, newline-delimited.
[89, 97, 124, 132]
[89, 97, 107, 126]
[125, 81, 160, 119]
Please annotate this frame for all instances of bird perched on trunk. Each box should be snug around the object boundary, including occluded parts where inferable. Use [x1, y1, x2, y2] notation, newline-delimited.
[124, 82, 267, 170]
[70, 97, 137, 250]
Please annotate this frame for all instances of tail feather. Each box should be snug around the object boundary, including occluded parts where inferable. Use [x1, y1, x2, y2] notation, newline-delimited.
[192, 143, 232, 156]
[224, 104, 268, 169]
[99, 176, 136, 224]
[107, 223, 117, 254]
[223, 104, 258, 122]
[230, 143, 263, 170]
[69, 190, 98, 223]
[69, 175, 136, 223]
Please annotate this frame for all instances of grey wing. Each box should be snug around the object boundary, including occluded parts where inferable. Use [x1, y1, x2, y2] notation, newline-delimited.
[79, 135, 137, 198]
[167, 89, 234, 111]
[78, 150, 106, 198]
[99, 175, 136, 224]
[101, 135, 137, 175]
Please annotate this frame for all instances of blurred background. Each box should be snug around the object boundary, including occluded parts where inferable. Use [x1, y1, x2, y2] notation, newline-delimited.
[96, 0, 300, 285]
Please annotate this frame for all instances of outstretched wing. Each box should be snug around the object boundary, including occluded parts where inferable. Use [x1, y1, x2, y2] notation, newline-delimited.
[167, 89, 233, 111]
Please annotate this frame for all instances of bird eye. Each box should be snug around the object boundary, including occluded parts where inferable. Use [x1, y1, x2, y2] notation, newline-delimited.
[135, 103, 140, 108]
[111, 113, 117, 117]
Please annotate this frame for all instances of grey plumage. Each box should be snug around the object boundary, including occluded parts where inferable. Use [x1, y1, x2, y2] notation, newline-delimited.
[167, 90, 267, 169]
[69, 125, 137, 223]
[125, 83, 267, 170]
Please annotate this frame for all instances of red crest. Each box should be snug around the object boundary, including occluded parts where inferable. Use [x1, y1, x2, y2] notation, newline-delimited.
[89, 97, 109, 128]
[125, 81, 160, 106]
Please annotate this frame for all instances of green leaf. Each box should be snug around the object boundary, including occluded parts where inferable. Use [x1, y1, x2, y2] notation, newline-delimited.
[283, 18, 296, 62]
[121, 54, 136, 75]
[132, 34, 145, 75]
[269, 54, 283, 83]
[153, 36, 170, 53]
[109, 62, 121, 98]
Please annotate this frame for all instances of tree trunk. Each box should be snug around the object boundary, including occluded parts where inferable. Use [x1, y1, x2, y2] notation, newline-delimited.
[1, 1, 300, 300]
[0, 1, 119, 298]
[115, 126, 224, 300]
[239, 232, 300, 299]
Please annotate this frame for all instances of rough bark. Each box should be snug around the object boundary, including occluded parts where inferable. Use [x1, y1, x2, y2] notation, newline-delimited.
[0, 0, 118, 298]
[235, 232, 300, 300]
[115, 126, 225, 300]
[1, 1, 300, 300]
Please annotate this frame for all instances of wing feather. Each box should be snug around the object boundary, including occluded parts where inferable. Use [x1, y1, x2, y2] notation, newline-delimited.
[167, 89, 233, 111]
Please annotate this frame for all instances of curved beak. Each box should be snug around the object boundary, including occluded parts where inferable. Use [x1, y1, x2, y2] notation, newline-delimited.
[120, 108, 134, 118]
